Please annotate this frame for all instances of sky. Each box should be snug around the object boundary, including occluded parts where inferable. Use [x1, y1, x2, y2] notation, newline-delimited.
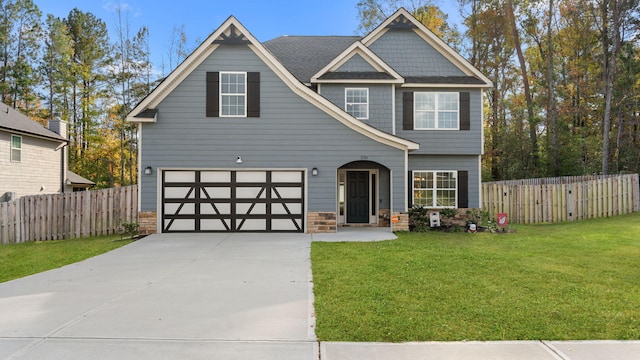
[37, 0, 462, 75]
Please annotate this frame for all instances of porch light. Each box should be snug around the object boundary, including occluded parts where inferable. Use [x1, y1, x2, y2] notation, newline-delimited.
[236, 156, 243, 164]
[311, 167, 319, 176]
[144, 166, 152, 175]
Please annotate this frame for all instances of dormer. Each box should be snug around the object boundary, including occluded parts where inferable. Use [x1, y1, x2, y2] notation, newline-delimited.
[311, 42, 403, 84]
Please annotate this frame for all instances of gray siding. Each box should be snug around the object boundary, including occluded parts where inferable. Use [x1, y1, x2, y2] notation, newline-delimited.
[408, 155, 481, 208]
[395, 88, 483, 155]
[369, 29, 465, 77]
[336, 54, 377, 72]
[0, 131, 63, 199]
[320, 84, 393, 133]
[141, 46, 407, 213]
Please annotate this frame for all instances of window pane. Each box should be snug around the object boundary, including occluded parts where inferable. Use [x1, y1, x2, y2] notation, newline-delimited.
[413, 190, 427, 206]
[415, 93, 435, 111]
[436, 172, 456, 189]
[438, 93, 458, 111]
[11, 149, 20, 162]
[437, 112, 457, 129]
[12, 136, 21, 148]
[346, 88, 368, 119]
[436, 190, 456, 207]
[415, 112, 435, 129]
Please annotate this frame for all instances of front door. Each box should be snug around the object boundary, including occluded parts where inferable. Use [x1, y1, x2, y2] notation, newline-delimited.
[346, 171, 369, 223]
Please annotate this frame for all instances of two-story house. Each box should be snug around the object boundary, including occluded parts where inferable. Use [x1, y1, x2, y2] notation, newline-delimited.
[127, 8, 491, 234]
[0, 103, 94, 201]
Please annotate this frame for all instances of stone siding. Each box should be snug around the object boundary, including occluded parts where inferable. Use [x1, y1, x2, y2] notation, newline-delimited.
[391, 212, 409, 231]
[307, 212, 337, 233]
[139, 211, 157, 234]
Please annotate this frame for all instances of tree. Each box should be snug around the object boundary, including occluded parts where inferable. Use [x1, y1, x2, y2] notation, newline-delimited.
[0, 0, 42, 114]
[40, 14, 74, 121]
[64, 8, 110, 164]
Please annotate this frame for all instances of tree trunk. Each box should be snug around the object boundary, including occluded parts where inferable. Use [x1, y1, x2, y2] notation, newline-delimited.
[601, 0, 620, 175]
[505, 0, 538, 173]
[548, 0, 559, 176]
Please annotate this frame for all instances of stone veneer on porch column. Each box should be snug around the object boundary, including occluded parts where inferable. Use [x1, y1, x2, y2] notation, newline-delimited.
[307, 212, 337, 233]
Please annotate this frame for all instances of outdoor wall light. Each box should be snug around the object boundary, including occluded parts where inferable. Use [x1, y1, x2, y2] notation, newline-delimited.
[144, 166, 152, 175]
[311, 167, 319, 176]
[236, 156, 243, 164]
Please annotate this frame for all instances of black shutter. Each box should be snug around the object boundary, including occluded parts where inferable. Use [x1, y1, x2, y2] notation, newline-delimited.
[458, 170, 469, 208]
[403, 92, 414, 130]
[247, 72, 260, 117]
[460, 92, 470, 130]
[408, 171, 413, 209]
[206, 72, 219, 117]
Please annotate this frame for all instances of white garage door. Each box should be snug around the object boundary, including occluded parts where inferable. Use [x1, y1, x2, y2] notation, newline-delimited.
[162, 170, 304, 232]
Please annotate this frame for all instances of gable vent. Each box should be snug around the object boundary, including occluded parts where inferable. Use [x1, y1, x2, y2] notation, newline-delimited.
[212, 24, 251, 45]
[386, 14, 418, 29]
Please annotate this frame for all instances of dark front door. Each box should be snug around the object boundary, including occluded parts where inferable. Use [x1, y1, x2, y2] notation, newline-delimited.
[347, 171, 369, 223]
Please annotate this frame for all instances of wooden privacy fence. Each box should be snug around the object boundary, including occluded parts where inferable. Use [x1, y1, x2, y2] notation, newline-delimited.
[482, 174, 640, 224]
[0, 186, 138, 244]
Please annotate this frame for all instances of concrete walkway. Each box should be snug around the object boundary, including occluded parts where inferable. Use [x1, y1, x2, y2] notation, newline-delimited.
[1, 229, 637, 359]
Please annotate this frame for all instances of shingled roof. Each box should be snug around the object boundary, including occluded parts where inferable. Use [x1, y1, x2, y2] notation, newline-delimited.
[263, 36, 359, 83]
[0, 102, 66, 142]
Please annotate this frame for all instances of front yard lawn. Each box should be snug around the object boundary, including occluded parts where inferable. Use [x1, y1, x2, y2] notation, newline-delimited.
[311, 212, 640, 341]
[0, 236, 133, 283]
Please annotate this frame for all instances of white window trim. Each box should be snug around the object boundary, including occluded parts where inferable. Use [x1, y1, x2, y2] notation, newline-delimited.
[414, 92, 459, 130]
[412, 170, 458, 208]
[10, 134, 21, 162]
[345, 87, 369, 120]
[219, 71, 247, 117]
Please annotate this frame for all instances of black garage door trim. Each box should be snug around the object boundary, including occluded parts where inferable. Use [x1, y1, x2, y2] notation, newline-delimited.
[162, 170, 304, 233]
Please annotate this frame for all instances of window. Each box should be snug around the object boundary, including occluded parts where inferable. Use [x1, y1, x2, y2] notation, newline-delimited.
[345, 88, 368, 119]
[10, 135, 21, 162]
[220, 72, 246, 117]
[414, 92, 459, 129]
[413, 171, 457, 208]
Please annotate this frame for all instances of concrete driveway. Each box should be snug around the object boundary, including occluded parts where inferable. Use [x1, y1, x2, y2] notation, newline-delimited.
[0, 233, 317, 360]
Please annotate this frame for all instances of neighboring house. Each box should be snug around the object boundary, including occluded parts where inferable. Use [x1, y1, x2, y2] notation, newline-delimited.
[127, 8, 491, 234]
[0, 103, 93, 201]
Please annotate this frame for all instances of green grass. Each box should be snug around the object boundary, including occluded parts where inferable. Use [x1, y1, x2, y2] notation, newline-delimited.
[311, 213, 640, 341]
[0, 236, 134, 283]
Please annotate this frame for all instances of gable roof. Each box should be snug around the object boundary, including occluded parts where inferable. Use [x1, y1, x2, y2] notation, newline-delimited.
[362, 8, 492, 87]
[0, 102, 66, 142]
[126, 17, 418, 151]
[264, 36, 359, 84]
[311, 41, 403, 84]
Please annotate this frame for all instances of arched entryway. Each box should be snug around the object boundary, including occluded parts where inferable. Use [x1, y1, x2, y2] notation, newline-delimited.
[337, 161, 391, 227]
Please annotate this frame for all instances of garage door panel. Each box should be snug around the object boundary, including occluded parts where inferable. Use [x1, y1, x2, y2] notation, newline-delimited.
[237, 219, 266, 231]
[273, 187, 301, 199]
[164, 171, 196, 183]
[201, 187, 231, 199]
[201, 219, 230, 231]
[162, 170, 304, 233]
[272, 203, 301, 215]
[237, 203, 266, 215]
[165, 187, 195, 199]
[201, 203, 231, 215]
[164, 203, 195, 215]
[164, 219, 195, 231]
[236, 187, 266, 199]
[272, 219, 301, 231]
[200, 171, 231, 182]
[236, 171, 266, 182]
[272, 171, 302, 182]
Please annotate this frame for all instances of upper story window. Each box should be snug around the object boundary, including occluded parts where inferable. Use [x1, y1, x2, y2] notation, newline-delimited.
[345, 88, 369, 120]
[414, 92, 459, 130]
[10, 134, 21, 162]
[220, 72, 246, 117]
[413, 170, 457, 208]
